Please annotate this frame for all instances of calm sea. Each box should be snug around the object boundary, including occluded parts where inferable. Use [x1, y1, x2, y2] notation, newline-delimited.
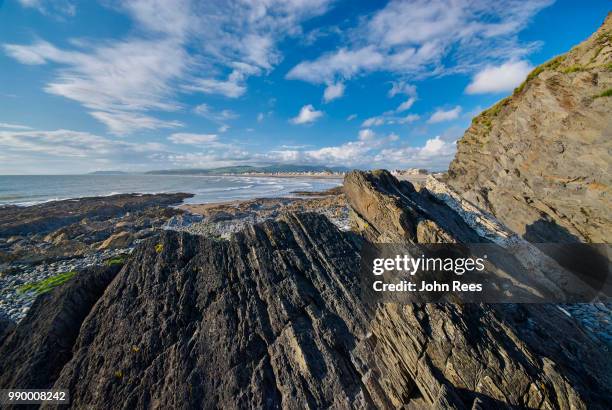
[0, 174, 342, 206]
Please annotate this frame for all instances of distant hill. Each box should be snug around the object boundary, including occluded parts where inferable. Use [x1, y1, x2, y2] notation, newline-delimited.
[88, 171, 128, 175]
[146, 164, 349, 175]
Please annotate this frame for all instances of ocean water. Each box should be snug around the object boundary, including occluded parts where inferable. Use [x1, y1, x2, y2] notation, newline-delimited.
[0, 174, 343, 206]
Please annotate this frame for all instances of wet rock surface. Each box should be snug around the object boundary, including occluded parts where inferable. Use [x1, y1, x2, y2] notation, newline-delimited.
[447, 14, 612, 243]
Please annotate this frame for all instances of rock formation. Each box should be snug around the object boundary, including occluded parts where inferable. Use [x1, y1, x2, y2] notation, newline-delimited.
[1, 15, 611, 410]
[0, 193, 191, 238]
[345, 170, 611, 409]
[0, 193, 190, 265]
[0, 264, 121, 390]
[448, 14, 611, 243]
[0, 171, 609, 409]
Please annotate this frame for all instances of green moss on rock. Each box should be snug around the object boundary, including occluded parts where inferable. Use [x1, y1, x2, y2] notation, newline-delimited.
[17, 271, 77, 295]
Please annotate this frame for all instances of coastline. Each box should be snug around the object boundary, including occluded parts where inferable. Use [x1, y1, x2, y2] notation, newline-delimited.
[0, 174, 343, 207]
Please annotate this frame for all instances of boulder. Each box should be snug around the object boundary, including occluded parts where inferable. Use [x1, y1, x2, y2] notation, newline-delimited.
[97, 231, 134, 250]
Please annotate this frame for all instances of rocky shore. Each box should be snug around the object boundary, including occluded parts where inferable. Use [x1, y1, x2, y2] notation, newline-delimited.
[0, 188, 348, 323]
[175, 186, 349, 238]
[0, 170, 610, 409]
[0, 16, 610, 408]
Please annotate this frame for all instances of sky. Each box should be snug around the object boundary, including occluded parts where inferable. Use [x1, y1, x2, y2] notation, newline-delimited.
[0, 0, 609, 174]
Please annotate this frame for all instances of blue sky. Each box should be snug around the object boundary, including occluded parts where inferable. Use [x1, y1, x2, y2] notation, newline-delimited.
[0, 0, 609, 174]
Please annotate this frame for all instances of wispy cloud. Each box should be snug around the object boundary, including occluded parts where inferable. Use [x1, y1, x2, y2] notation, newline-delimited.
[5, 0, 335, 134]
[89, 111, 183, 136]
[0, 122, 33, 130]
[427, 106, 462, 123]
[194, 104, 239, 123]
[169, 133, 219, 145]
[287, 0, 552, 85]
[362, 113, 420, 127]
[18, 0, 76, 17]
[0, 127, 165, 159]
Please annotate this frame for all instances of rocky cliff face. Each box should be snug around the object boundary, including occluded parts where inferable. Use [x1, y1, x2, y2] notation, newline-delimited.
[1, 171, 609, 409]
[448, 14, 612, 243]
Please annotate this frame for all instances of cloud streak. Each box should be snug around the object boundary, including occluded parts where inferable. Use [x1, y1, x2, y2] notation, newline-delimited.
[6, 0, 335, 134]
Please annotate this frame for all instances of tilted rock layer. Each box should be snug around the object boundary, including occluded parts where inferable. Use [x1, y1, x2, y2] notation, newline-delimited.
[1, 171, 610, 409]
[448, 14, 612, 243]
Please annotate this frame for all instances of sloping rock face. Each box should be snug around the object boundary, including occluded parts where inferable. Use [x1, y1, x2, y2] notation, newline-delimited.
[47, 214, 373, 409]
[0, 264, 121, 390]
[344, 170, 611, 409]
[447, 14, 612, 243]
[1, 172, 610, 409]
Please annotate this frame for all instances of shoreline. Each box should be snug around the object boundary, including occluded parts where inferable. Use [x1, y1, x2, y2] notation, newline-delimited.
[0, 175, 344, 207]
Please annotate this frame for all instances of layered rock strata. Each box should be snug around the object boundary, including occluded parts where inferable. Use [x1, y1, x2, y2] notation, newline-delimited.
[0, 171, 609, 409]
[448, 14, 612, 243]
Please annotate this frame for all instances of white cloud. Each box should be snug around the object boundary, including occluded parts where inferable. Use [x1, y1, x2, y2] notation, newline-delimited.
[396, 97, 416, 112]
[0, 122, 32, 130]
[0, 127, 165, 161]
[398, 114, 420, 124]
[169, 133, 219, 145]
[427, 106, 462, 123]
[290, 104, 323, 124]
[257, 113, 265, 122]
[267, 130, 455, 170]
[388, 81, 417, 98]
[465, 60, 532, 94]
[287, 46, 384, 84]
[362, 116, 385, 127]
[287, 0, 552, 84]
[18, 0, 75, 17]
[323, 82, 345, 102]
[374, 136, 456, 170]
[194, 104, 239, 122]
[218, 124, 230, 133]
[362, 112, 420, 127]
[346, 114, 357, 121]
[4, 0, 335, 134]
[187, 73, 247, 98]
[358, 128, 375, 140]
[90, 111, 183, 136]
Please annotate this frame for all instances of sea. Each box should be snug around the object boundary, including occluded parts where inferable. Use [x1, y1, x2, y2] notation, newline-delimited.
[0, 174, 343, 206]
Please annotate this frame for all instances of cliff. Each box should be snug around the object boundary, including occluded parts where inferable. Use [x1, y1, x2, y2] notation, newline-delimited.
[448, 14, 612, 243]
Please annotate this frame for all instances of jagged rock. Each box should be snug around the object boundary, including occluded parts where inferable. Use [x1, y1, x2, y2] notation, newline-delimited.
[0, 264, 121, 390]
[344, 170, 611, 409]
[0, 315, 14, 342]
[447, 14, 612, 243]
[1, 176, 610, 409]
[44, 214, 371, 409]
[0, 194, 189, 265]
